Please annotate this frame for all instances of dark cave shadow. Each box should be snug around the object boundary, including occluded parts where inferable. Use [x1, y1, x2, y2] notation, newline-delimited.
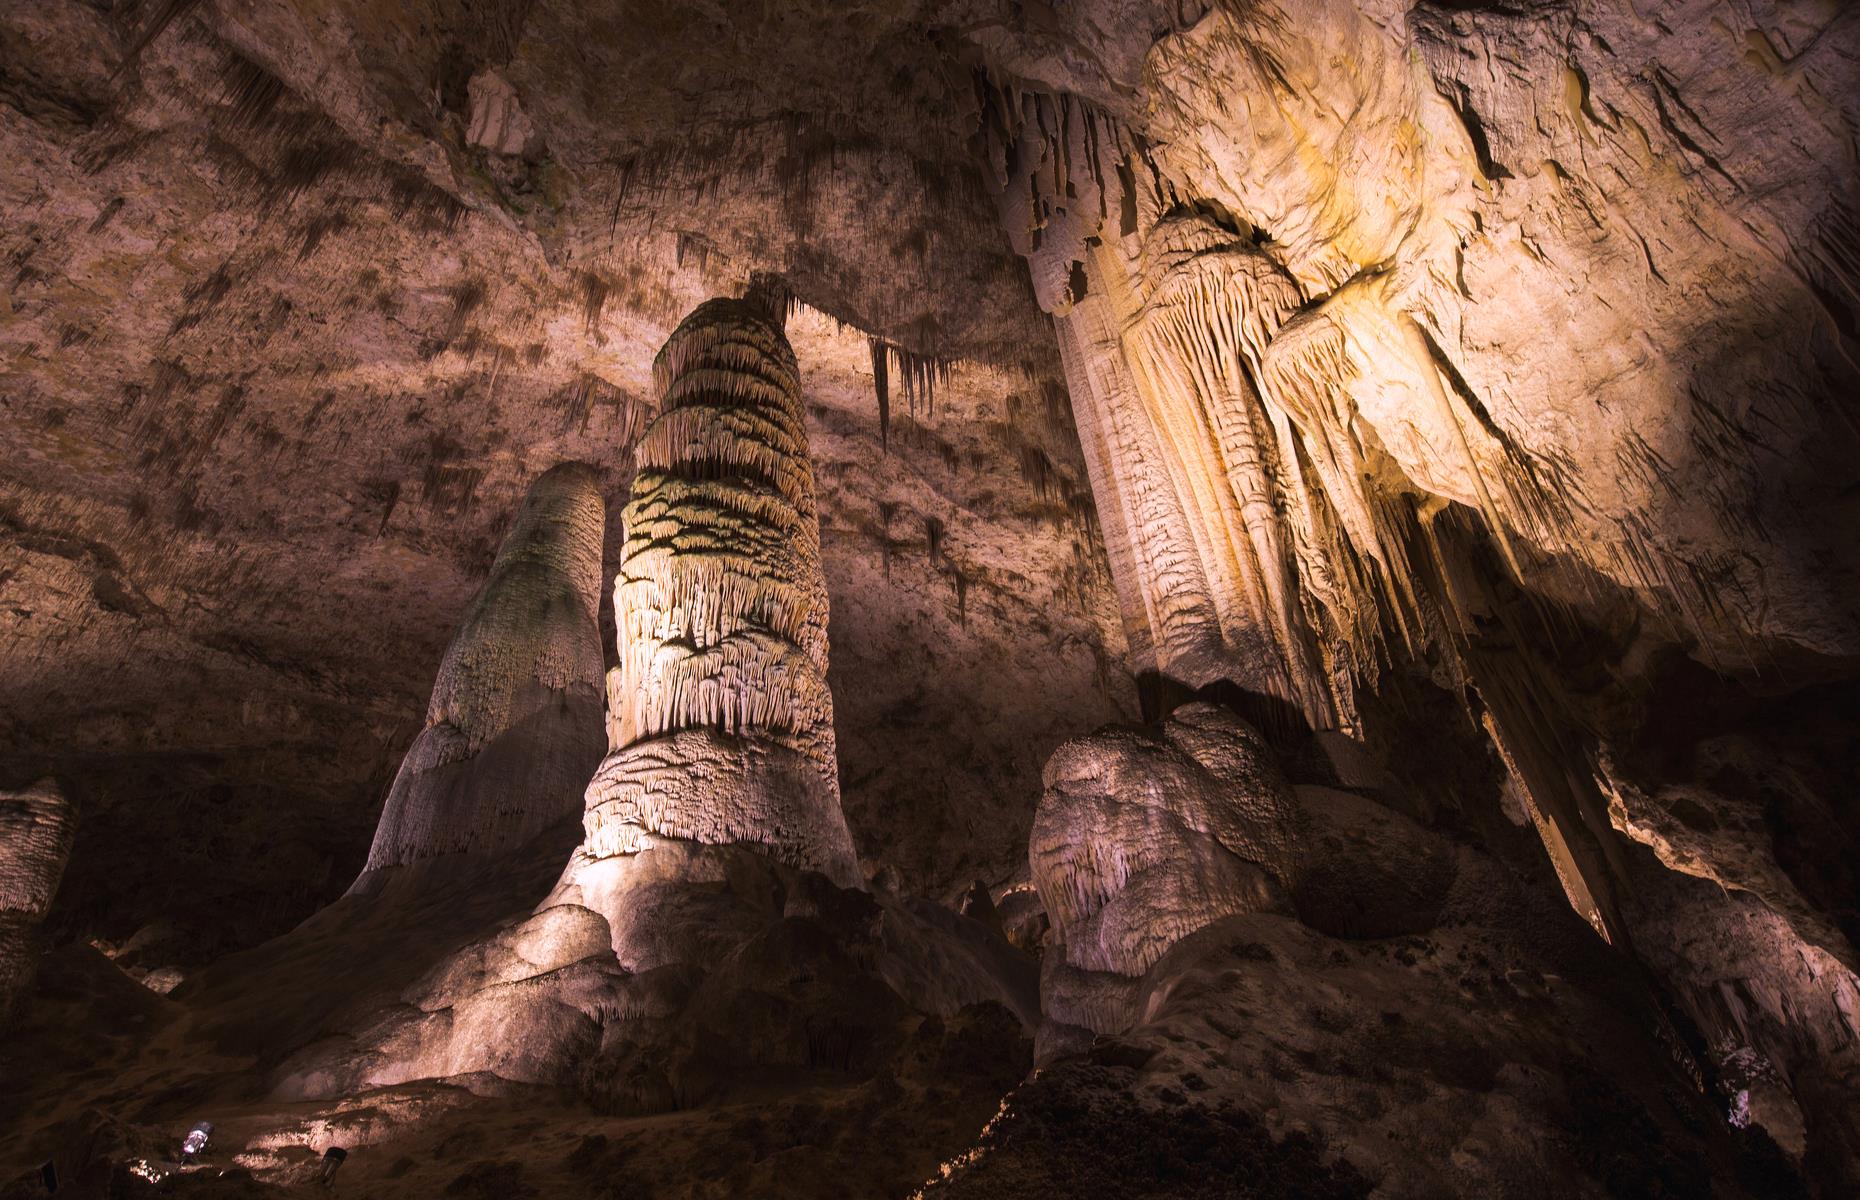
[1135, 671, 1314, 750]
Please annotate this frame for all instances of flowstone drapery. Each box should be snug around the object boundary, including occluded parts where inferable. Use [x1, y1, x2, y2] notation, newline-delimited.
[970, 9, 1860, 1169]
[975, 53, 1644, 946]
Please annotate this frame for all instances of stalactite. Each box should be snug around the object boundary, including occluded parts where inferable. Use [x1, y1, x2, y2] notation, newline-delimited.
[867, 338, 955, 435]
[878, 499, 899, 581]
[217, 52, 286, 131]
[1018, 445, 1057, 503]
[870, 336, 890, 450]
[1121, 215, 1339, 727]
[579, 272, 609, 332]
[1056, 275, 1227, 688]
[1410, 504, 1630, 946]
[385, 169, 467, 232]
[674, 231, 712, 271]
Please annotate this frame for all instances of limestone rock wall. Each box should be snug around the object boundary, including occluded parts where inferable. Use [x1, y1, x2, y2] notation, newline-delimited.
[353, 463, 606, 889]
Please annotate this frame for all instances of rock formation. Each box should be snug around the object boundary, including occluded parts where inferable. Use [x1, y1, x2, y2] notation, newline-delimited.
[0, 0, 1855, 1194]
[933, 718, 1788, 1198]
[239, 298, 1032, 1122]
[552, 293, 862, 964]
[1031, 704, 1305, 1050]
[970, 1, 1860, 1173]
[351, 462, 607, 893]
[0, 780, 76, 1020]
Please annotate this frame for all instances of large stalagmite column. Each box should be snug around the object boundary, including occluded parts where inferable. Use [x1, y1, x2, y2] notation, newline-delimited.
[350, 463, 607, 895]
[1, 779, 76, 1019]
[572, 295, 859, 895]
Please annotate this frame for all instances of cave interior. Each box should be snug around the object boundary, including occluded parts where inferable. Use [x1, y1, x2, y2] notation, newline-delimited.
[1, 1, 1858, 1197]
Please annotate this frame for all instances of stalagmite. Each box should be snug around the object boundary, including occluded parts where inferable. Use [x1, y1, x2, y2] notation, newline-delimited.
[562, 293, 860, 928]
[1030, 704, 1305, 1046]
[350, 463, 607, 893]
[1, 779, 76, 1019]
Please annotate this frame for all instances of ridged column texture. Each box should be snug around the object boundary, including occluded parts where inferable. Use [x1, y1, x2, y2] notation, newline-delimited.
[580, 298, 859, 885]
[1, 779, 76, 1018]
[352, 463, 607, 890]
[1057, 288, 1228, 687]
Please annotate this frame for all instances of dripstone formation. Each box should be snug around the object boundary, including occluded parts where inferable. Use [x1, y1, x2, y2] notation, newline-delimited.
[1, 0, 1856, 1194]
[1032, 704, 1305, 1050]
[352, 463, 608, 893]
[118, 300, 1036, 1173]
[0, 780, 76, 1021]
[554, 295, 862, 960]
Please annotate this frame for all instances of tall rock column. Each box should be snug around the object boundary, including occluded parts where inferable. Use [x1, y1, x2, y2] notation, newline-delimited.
[350, 463, 607, 895]
[1, 779, 76, 1019]
[571, 295, 860, 908]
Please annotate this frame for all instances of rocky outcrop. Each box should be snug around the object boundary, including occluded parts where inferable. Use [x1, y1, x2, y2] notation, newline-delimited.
[933, 721, 1789, 1198]
[1031, 703, 1305, 1051]
[464, 69, 541, 159]
[0, 779, 76, 1019]
[351, 463, 607, 893]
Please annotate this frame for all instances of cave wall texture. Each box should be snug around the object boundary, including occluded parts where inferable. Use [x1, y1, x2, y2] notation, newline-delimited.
[1, 0, 1857, 1195]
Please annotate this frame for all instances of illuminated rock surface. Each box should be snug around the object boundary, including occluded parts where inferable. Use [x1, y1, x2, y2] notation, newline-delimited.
[572, 295, 860, 893]
[1031, 704, 1304, 1050]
